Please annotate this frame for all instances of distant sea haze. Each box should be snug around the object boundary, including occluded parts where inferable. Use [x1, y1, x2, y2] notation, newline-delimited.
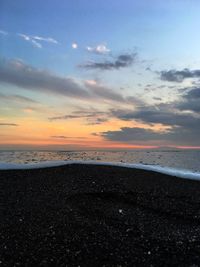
[0, 150, 200, 172]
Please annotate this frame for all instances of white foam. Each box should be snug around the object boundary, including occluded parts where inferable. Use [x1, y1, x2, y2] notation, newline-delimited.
[0, 160, 200, 181]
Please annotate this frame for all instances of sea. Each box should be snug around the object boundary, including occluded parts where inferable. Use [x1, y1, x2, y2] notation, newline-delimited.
[0, 149, 200, 173]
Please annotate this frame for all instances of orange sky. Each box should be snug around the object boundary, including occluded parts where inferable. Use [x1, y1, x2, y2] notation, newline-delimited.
[1, 0, 200, 149]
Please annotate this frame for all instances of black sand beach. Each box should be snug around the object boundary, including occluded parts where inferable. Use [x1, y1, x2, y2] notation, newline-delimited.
[1, 164, 200, 266]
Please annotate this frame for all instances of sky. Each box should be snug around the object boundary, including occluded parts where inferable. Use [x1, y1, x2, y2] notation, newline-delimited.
[0, 0, 200, 150]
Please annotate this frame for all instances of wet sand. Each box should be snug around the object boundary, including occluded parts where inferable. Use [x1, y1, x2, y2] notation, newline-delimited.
[1, 164, 200, 266]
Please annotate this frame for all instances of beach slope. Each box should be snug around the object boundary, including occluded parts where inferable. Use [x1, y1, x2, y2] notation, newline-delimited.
[1, 164, 200, 266]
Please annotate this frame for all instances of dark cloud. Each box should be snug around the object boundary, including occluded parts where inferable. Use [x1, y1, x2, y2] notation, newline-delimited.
[101, 127, 167, 142]
[0, 58, 90, 100]
[0, 123, 18, 126]
[153, 97, 162, 101]
[86, 117, 108, 125]
[49, 114, 82, 121]
[111, 104, 200, 129]
[0, 58, 133, 104]
[105, 94, 200, 146]
[160, 69, 200, 82]
[49, 108, 108, 125]
[80, 53, 137, 71]
[176, 87, 200, 112]
[183, 87, 200, 99]
[100, 125, 200, 146]
[126, 96, 146, 106]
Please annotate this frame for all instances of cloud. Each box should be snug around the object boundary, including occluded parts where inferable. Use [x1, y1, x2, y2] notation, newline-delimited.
[86, 117, 108, 125]
[101, 127, 169, 142]
[86, 44, 110, 54]
[175, 87, 200, 112]
[84, 80, 143, 105]
[0, 92, 38, 104]
[18, 34, 41, 48]
[0, 30, 8, 35]
[84, 80, 126, 102]
[0, 58, 90, 100]
[50, 135, 87, 139]
[18, 34, 42, 48]
[49, 108, 108, 125]
[17, 33, 58, 48]
[111, 104, 200, 129]
[32, 36, 58, 44]
[126, 96, 146, 106]
[0, 58, 134, 104]
[160, 69, 200, 82]
[153, 97, 162, 101]
[182, 87, 200, 99]
[80, 53, 137, 70]
[100, 123, 200, 146]
[49, 114, 84, 120]
[103, 95, 200, 145]
[0, 123, 18, 126]
[50, 135, 68, 139]
[72, 43, 78, 49]
[0, 92, 51, 114]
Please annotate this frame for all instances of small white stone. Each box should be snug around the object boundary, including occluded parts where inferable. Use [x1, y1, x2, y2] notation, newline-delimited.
[119, 209, 123, 214]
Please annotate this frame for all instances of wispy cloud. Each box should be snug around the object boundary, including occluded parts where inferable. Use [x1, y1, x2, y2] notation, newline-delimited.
[18, 34, 42, 48]
[80, 53, 137, 70]
[0, 92, 38, 104]
[17, 33, 58, 48]
[0, 123, 18, 126]
[86, 44, 110, 54]
[50, 135, 87, 139]
[32, 36, 58, 44]
[49, 108, 108, 125]
[0, 30, 8, 35]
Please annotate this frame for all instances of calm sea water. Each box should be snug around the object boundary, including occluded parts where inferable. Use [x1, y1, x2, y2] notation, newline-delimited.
[0, 150, 200, 172]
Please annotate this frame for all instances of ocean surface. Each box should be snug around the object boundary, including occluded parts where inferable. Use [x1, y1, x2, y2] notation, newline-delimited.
[0, 150, 200, 172]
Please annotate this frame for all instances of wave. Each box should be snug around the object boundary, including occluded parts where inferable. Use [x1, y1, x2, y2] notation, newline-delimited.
[1, 160, 200, 181]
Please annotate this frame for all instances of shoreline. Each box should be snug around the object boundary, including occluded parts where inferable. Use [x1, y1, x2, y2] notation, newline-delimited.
[1, 164, 200, 266]
[1, 160, 200, 181]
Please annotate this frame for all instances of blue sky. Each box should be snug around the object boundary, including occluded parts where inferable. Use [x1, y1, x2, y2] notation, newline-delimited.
[1, 0, 200, 73]
[1, 0, 200, 149]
